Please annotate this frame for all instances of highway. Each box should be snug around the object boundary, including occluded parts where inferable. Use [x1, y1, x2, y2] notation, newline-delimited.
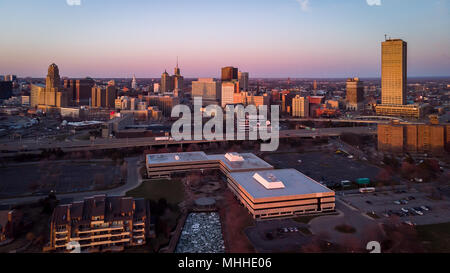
[0, 126, 376, 154]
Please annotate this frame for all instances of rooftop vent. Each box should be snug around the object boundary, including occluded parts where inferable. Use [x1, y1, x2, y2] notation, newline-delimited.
[253, 173, 285, 190]
[225, 152, 244, 162]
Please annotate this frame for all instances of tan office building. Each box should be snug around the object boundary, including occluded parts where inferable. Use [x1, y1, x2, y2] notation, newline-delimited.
[381, 39, 407, 105]
[346, 78, 364, 110]
[36, 63, 70, 111]
[292, 95, 309, 117]
[192, 78, 220, 105]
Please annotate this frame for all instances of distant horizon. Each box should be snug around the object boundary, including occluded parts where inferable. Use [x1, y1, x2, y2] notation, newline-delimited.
[1, 0, 449, 78]
[16, 74, 450, 81]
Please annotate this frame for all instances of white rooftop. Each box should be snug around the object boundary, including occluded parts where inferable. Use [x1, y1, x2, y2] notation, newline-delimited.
[230, 169, 334, 199]
[253, 173, 285, 190]
[207, 153, 273, 172]
[146, 152, 209, 164]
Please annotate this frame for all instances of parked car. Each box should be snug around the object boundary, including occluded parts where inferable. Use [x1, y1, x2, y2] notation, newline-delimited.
[400, 199, 408, 204]
[366, 200, 373, 205]
[420, 206, 430, 211]
[403, 221, 415, 226]
[401, 208, 409, 213]
[408, 196, 416, 200]
[394, 200, 401, 205]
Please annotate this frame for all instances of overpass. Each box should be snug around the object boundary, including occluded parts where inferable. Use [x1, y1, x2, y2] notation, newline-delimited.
[281, 116, 411, 124]
[0, 127, 375, 156]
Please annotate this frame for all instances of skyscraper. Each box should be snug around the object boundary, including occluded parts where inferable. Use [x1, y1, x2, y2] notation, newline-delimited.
[160, 70, 173, 93]
[346, 77, 364, 110]
[221, 66, 238, 82]
[376, 38, 423, 118]
[160, 62, 183, 96]
[173, 62, 184, 97]
[64, 78, 95, 105]
[131, 75, 137, 90]
[37, 63, 69, 109]
[46, 63, 61, 90]
[238, 72, 249, 91]
[381, 39, 407, 105]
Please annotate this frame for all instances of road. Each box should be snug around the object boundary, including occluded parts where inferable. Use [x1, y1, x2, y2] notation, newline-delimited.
[0, 127, 375, 155]
[0, 156, 144, 206]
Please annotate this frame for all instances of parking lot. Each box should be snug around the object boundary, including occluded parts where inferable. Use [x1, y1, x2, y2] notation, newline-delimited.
[341, 189, 450, 225]
[244, 219, 313, 253]
[264, 151, 381, 187]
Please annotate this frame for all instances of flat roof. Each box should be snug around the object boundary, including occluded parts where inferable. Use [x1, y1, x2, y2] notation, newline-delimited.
[207, 153, 273, 171]
[229, 169, 334, 199]
[146, 151, 209, 164]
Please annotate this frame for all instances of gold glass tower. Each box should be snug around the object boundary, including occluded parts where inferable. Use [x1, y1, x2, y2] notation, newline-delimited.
[381, 39, 407, 105]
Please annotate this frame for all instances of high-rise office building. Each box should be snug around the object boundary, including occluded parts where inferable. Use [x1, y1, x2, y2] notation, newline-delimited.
[381, 39, 407, 105]
[91, 85, 116, 108]
[221, 66, 238, 82]
[173, 63, 184, 97]
[192, 78, 221, 105]
[91, 86, 105, 108]
[64, 78, 95, 105]
[0, 81, 13, 100]
[160, 70, 173, 93]
[238, 72, 249, 91]
[376, 39, 423, 118]
[36, 63, 69, 110]
[292, 95, 309, 118]
[221, 81, 238, 107]
[346, 77, 364, 110]
[105, 85, 117, 108]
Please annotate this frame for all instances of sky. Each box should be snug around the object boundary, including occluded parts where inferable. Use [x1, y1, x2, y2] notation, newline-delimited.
[0, 0, 449, 78]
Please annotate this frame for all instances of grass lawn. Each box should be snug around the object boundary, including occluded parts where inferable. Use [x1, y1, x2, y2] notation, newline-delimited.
[416, 222, 450, 253]
[125, 178, 185, 206]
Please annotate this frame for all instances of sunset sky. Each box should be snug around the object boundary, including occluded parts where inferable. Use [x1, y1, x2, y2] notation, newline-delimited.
[1, 0, 449, 78]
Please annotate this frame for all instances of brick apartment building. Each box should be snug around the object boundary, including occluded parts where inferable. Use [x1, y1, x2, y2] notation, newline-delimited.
[378, 123, 450, 154]
[46, 195, 153, 253]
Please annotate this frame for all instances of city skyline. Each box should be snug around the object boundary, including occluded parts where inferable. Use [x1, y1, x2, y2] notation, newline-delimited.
[1, 0, 449, 78]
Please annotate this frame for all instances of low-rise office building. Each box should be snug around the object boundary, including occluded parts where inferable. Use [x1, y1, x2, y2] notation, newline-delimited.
[227, 169, 335, 219]
[146, 152, 335, 219]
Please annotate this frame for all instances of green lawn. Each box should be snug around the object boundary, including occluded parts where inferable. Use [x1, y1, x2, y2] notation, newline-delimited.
[126, 179, 185, 206]
[416, 222, 450, 253]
